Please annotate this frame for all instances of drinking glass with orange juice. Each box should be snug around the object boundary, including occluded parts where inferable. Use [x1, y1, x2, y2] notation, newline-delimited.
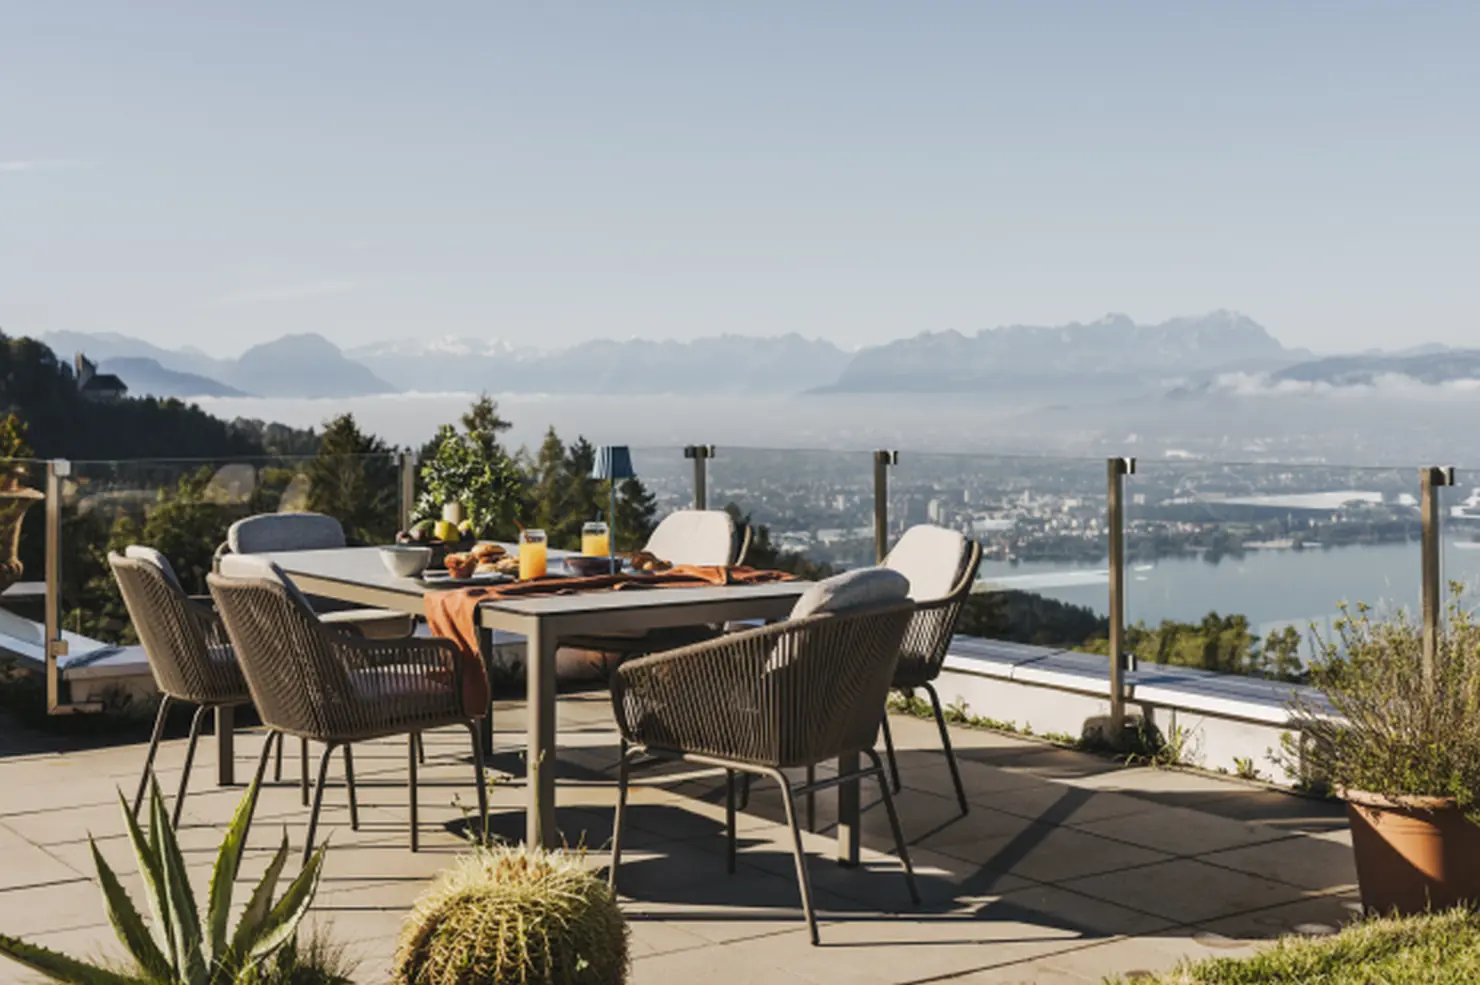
[518, 528, 548, 580]
[581, 521, 610, 557]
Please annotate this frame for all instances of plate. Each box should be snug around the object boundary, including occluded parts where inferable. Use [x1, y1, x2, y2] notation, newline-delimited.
[420, 570, 514, 587]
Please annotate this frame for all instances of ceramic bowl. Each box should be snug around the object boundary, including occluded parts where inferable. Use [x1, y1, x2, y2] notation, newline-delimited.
[379, 545, 433, 578]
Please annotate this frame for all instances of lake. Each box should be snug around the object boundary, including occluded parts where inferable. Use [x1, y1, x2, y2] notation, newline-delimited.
[979, 539, 1480, 638]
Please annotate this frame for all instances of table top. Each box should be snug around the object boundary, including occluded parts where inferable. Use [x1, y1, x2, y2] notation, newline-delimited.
[263, 545, 808, 618]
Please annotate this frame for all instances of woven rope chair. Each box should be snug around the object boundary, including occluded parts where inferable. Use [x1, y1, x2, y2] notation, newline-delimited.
[109, 549, 253, 826]
[879, 536, 984, 816]
[207, 570, 489, 861]
[609, 600, 920, 945]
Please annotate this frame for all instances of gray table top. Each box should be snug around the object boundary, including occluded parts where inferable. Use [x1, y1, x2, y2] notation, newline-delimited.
[265, 545, 808, 617]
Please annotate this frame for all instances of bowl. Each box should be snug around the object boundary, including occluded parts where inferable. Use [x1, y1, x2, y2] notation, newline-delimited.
[565, 555, 621, 577]
[379, 545, 432, 578]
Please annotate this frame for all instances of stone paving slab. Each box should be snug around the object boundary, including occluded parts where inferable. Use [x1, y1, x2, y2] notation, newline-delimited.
[0, 694, 1354, 985]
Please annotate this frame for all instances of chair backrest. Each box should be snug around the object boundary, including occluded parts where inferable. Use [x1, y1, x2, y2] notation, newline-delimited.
[644, 509, 736, 567]
[207, 559, 352, 740]
[109, 549, 246, 705]
[884, 525, 972, 602]
[885, 530, 984, 687]
[760, 599, 915, 767]
[227, 512, 347, 555]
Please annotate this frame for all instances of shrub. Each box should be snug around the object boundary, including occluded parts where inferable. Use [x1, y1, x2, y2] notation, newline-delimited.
[393, 846, 628, 985]
[1286, 597, 1480, 821]
[0, 777, 338, 985]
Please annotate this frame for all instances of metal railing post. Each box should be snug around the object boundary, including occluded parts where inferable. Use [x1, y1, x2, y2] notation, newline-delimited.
[684, 445, 715, 510]
[398, 450, 418, 532]
[1421, 465, 1455, 690]
[1107, 457, 1136, 734]
[873, 450, 898, 563]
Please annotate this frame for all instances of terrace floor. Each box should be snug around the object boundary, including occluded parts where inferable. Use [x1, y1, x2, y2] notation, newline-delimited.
[0, 693, 1360, 985]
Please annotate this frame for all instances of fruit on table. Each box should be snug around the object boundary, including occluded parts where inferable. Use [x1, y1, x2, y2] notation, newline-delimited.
[434, 519, 460, 543]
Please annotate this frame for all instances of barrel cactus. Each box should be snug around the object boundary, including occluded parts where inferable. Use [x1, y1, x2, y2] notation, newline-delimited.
[392, 846, 629, 985]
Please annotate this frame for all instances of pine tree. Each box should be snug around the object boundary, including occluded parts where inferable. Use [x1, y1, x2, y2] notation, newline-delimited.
[307, 413, 397, 543]
[460, 394, 512, 460]
[555, 437, 602, 548]
[615, 476, 658, 551]
[527, 427, 567, 533]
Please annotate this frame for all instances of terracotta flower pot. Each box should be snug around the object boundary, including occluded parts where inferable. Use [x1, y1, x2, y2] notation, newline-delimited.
[1344, 789, 1480, 915]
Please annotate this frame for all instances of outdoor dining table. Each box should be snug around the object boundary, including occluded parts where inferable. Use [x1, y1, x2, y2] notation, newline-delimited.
[209, 545, 867, 866]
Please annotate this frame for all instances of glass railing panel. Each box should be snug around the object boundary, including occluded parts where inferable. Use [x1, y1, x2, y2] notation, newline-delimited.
[2, 458, 49, 605]
[625, 446, 692, 525]
[1124, 460, 1417, 682]
[894, 452, 1113, 652]
[706, 447, 873, 573]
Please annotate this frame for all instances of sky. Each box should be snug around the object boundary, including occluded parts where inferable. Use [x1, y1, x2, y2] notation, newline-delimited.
[2, 1, 1478, 356]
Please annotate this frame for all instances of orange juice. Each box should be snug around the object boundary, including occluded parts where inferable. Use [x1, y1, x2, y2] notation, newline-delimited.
[582, 531, 609, 556]
[519, 529, 548, 580]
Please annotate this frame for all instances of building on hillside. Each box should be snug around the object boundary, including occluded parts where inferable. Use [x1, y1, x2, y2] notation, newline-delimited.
[73, 353, 128, 402]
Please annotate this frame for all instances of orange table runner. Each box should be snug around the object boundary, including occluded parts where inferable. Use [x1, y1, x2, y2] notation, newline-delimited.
[424, 564, 797, 662]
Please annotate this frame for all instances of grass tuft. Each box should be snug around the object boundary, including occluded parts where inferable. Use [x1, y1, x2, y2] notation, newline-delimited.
[1105, 908, 1480, 984]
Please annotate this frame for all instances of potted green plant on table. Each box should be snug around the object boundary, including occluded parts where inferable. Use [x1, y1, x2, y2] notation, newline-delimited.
[1289, 597, 1480, 915]
[403, 424, 522, 561]
[0, 413, 43, 596]
[0, 777, 348, 985]
[393, 845, 629, 985]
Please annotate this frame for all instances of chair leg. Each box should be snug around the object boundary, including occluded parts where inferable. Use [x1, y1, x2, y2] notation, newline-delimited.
[608, 751, 630, 891]
[133, 695, 172, 817]
[725, 770, 737, 875]
[467, 723, 489, 847]
[924, 683, 968, 816]
[864, 749, 920, 905]
[274, 729, 284, 782]
[772, 770, 821, 946]
[880, 711, 902, 794]
[416, 732, 426, 765]
[303, 742, 338, 864]
[242, 729, 278, 850]
[805, 765, 816, 832]
[300, 738, 310, 806]
[408, 733, 420, 852]
[171, 705, 210, 829]
[738, 773, 752, 811]
[343, 745, 359, 831]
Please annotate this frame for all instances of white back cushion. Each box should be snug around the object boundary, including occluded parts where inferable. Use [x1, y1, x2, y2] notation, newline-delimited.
[228, 512, 346, 555]
[216, 553, 316, 616]
[644, 510, 735, 567]
[788, 567, 910, 621]
[124, 545, 183, 593]
[884, 525, 968, 602]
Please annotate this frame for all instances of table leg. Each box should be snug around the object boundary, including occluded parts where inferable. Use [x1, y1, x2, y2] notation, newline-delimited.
[478, 626, 495, 758]
[526, 621, 559, 849]
[215, 705, 235, 787]
[836, 751, 859, 866]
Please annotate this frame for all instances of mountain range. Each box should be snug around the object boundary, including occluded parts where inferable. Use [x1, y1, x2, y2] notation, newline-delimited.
[33, 312, 1480, 402]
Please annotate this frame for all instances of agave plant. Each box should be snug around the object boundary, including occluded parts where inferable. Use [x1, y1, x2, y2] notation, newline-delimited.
[0, 776, 326, 985]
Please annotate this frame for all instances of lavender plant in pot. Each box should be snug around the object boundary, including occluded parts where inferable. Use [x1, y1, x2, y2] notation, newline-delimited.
[1288, 596, 1480, 915]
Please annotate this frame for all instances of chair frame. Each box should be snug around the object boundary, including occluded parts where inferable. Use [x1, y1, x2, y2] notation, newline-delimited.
[879, 539, 984, 816]
[608, 602, 920, 945]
